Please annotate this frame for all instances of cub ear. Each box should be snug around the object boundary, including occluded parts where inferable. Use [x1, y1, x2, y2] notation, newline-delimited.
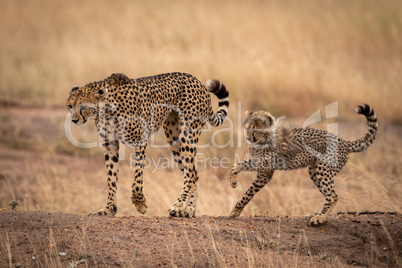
[261, 114, 274, 128]
[267, 115, 274, 126]
[71, 85, 79, 92]
[95, 88, 108, 99]
[245, 111, 252, 117]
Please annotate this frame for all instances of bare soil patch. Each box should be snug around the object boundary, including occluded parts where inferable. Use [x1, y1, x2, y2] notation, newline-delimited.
[0, 211, 401, 267]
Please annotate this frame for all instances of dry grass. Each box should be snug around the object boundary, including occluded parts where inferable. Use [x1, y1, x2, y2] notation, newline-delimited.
[0, 0, 401, 120]
[0, 0, 401, 218]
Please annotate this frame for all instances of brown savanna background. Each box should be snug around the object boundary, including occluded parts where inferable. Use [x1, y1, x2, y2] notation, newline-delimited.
[0, 0, 401, 267]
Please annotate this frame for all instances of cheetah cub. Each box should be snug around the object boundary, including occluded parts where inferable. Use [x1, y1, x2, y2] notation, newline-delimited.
[229, 104, 377, 225]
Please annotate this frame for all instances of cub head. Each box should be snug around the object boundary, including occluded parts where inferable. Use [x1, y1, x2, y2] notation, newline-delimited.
[244, 110, 275, 145]
[66, 84, 108, 126]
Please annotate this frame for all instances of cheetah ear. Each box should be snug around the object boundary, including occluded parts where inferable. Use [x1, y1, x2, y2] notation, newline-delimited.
[109, 73, 130, 85]
[71, 85, 79, 92]
[95, 88, 108, 100]
[245, 111, 252, 117]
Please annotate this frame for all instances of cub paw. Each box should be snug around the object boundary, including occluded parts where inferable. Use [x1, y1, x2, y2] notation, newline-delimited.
[229, 173, 238, 188]
[310, 214, 326, 226]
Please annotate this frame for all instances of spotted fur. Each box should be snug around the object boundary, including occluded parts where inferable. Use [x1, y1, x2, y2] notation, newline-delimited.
[67, 72, 229, 217]
[229, 104, 377, 225]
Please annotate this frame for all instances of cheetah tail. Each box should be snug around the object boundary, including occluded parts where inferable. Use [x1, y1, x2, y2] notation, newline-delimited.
[349, 104, 378, 153]
[206, 80, 229, 126]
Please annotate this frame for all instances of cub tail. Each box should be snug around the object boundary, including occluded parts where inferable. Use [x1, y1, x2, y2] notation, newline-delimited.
[206, 80, 229, 126]
[348, 104, 378, 153]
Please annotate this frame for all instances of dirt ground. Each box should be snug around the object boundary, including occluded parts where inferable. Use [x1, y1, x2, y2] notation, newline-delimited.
[0, 210, 401, 267]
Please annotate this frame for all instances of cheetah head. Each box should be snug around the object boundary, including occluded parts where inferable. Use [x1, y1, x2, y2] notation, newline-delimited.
[244, 110, 275, 145]
[66, 84, 108, 126]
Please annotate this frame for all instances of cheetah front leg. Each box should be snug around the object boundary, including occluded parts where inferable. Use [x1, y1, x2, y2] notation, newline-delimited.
[131, 144, 148, 214]
[229, 159, 257, 188]
[185, 173, 199, 217]
[92, 141, 120, 216]
[229, 169, 274, 217]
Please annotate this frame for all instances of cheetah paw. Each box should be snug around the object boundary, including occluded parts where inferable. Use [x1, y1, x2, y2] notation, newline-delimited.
[133, 199, 148, 214]
[310, 214, 326, 226]
[229, 207, 242, 218]
[168, 203, 195, 218]
[185, 205, 196, 218]
[89, 206, 116, 217]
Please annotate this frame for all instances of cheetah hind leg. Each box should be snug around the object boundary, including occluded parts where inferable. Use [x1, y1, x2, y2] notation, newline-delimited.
[310, 190, 338, 226]
[167, 167, 198, 218]
[308, 165, 339, 226]
[168, 171, 198, 218]
[164, 112, 197, 217]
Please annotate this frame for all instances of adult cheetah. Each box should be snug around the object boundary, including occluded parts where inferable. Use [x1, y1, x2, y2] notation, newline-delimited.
[229, 104, 377, 225]
[66, 72, 229, 217]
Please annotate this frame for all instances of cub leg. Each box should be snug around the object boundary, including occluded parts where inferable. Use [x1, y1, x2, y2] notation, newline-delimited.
[229, 169, 274, 217]
[308, 164, 339, 225]
[229, 159, 257, 188]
